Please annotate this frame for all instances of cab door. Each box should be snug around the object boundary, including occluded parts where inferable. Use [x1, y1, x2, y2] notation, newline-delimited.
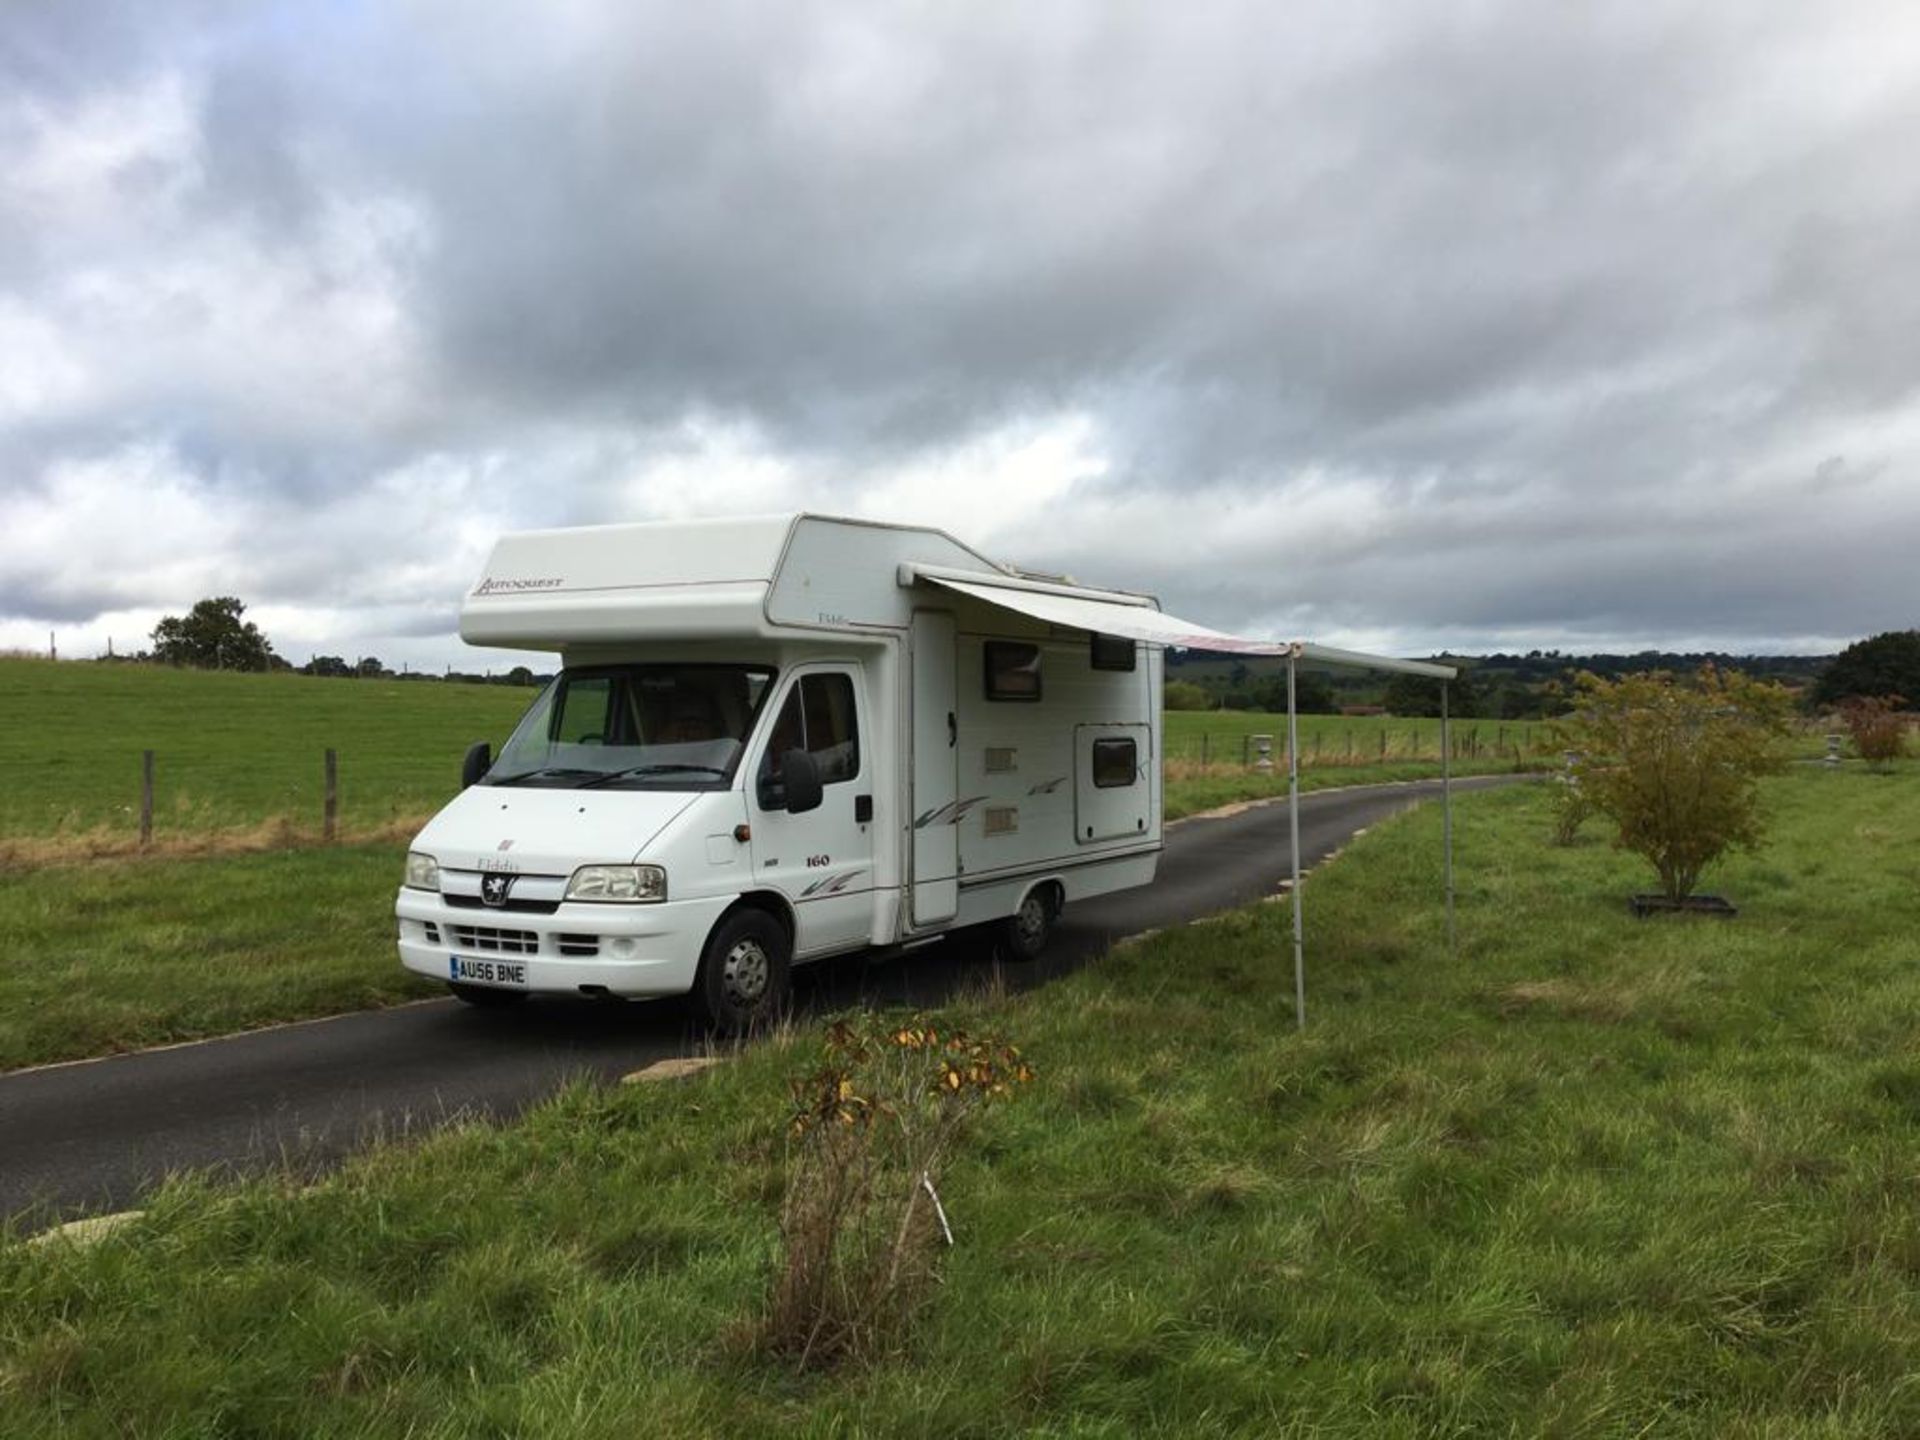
[747, 665, 875, 957]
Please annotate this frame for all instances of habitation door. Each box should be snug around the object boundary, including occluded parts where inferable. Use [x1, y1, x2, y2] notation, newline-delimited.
[910, 610, 959, 925]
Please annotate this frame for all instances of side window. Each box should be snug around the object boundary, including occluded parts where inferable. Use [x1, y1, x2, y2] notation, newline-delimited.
[802, 674, 860, 783]
[553, 676, 614, 744]
[756, 673, 861, 804]
[1090, 634, 1136, 671]
[1091, 737, 1138, 788]
[985, 641, 1042, 701]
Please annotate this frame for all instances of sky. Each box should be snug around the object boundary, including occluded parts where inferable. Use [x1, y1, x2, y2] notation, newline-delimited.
[3, 1, 1917, 672]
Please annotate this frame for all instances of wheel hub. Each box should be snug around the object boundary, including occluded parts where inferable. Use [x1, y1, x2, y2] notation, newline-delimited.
[1016, 894, 1047, 945]
[722, 938, 770, 1005]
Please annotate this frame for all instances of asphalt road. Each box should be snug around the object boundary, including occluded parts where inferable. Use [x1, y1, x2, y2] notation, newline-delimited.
[0, 776, 1518, 1225]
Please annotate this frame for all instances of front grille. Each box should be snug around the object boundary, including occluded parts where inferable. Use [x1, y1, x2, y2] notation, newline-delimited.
[446, 923, 539, 955]
[557, 934, 601, 957]
[444, 894, 561, 916]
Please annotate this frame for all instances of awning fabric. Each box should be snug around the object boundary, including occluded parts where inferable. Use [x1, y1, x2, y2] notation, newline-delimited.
[912, 569, 1455, 679]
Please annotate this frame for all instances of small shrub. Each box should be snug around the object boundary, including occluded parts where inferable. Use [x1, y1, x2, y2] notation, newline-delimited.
[1839, 695, 1909, 766]
[1554, 666, 1793, 902]
[1549, 770, 1592, 845]
[753, 1015, 1032, 1369]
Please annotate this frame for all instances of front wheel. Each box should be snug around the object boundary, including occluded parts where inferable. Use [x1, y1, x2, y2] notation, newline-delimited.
[997, 886, 1058, 962]
[690, 909, 791, 1035]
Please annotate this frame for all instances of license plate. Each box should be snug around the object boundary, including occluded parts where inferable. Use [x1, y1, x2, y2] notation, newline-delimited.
[449, 955, 528, 988]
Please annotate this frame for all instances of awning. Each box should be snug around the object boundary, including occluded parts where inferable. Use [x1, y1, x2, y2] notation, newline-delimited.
[905, 565, 1455, 679]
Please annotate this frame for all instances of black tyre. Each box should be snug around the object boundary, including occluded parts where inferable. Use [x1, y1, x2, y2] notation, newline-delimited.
[448, 982, 529, 1007]
[997, 885, 1058, 962]
[690, 908, 791, 1034]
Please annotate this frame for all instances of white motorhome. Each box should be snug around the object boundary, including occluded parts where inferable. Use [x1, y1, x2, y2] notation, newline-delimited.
[396, 513, 1198, 1030]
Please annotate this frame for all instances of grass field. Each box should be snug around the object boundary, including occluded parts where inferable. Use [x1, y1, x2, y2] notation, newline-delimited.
[1163, 708, 1552, 766]
[0, 845, 435, 1072]
[0, 660, 1512, 859]
[0, 658, 530, 844]
[6, 768, 1917, 1435]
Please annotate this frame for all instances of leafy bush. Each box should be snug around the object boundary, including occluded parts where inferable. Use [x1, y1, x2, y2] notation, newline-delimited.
[1555, 667, 1793, 901]
[1839, 695, 1909, 766]
[754, 1015, 1032, 1369]
[1164, 680, 1213, 711]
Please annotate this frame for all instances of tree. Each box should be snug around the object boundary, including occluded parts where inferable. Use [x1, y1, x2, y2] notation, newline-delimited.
[1813, 630, 1920, 707]
[150, 597, 276, 671]
[305, 655, 352, 678]
[1382, 664, 1483, 718]
[1555, 667, 1793, 903]
[1251, 670, 1337, 715]
[355, 656, 386, 678]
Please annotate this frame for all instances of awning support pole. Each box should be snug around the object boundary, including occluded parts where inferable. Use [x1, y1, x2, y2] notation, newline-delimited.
[1288, 652, 1305, 1030]
[1442, 679, 1456, 955]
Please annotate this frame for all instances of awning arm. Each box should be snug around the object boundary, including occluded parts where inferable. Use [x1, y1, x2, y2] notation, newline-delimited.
[1292, 642, 1457, 680]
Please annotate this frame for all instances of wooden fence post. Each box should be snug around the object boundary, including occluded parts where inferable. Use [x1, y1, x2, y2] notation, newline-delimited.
[1242, 734, 1251, 767]
[1201, 733, 1210, 767]
[140, 750, 154, 848]
[324, 748, 338, 842]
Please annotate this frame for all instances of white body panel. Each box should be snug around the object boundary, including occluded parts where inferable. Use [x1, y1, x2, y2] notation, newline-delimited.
[399, 514, 1166, 1001]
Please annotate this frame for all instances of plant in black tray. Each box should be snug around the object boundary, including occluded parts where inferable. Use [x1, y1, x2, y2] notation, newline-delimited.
[1554, 665, 1793, 910]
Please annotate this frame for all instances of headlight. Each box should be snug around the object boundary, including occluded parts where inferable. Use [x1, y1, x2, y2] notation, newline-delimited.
[566, 864, 667, 903]
[404, 852, 441, 891]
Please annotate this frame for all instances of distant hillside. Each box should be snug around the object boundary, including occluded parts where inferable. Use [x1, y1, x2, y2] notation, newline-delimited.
[1167, 648, 1834, 717]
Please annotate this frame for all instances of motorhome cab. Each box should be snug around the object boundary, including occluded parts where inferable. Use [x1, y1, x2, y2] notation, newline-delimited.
[396, 514, 1183, 1031]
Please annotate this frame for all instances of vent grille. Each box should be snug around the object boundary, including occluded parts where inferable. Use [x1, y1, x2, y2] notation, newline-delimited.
[444, 894, 561, 915]
[984, 746, 1018, 773]
[447, 923, 538, 955]
[557, 934, 601, 957]
[983, 805, 1019, 836]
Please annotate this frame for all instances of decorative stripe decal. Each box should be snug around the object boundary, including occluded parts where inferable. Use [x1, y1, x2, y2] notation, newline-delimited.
[800, 869, 866, 898]
[912, 795, 989, 829]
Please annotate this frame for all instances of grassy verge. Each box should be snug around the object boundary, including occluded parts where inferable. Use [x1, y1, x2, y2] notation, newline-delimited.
[0, 845, 432, 1071]
[7, 769, 1919, 1434]
[0, 761, 1515, 1070]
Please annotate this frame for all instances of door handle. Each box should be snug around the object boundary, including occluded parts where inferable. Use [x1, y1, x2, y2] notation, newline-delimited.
[947, 711, 957, 748]
[854, 795, 874, 823]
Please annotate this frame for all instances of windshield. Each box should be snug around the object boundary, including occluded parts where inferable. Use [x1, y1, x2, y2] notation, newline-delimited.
[487, 664, 776, 790]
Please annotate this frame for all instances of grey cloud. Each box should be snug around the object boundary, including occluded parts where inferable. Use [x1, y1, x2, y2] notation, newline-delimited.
[3, 0, 1916, 662]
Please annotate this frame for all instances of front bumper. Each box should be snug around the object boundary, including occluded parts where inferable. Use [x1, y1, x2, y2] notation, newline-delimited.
[394, 888, 732, 998]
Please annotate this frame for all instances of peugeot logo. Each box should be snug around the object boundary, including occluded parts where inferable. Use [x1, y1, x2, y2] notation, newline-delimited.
[480, 874, 513, 907]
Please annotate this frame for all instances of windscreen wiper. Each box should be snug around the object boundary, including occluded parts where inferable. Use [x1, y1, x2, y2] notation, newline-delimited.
[488, 766, 606, 786]
[576, 763, 729, 789]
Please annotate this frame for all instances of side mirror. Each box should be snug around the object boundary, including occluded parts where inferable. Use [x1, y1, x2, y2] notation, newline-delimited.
[462, 741, 492, 789]
[782, 748, 823, 814]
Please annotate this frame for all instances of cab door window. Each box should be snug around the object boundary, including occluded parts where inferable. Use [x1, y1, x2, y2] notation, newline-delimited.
[757, 674, 860, 806]
[552, 675, 616, 744]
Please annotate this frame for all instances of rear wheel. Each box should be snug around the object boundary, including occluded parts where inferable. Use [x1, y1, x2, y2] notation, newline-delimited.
[997, 885, 1058, 962]
[690, 908, 791, 1034]
[448, 982, 528, 1007]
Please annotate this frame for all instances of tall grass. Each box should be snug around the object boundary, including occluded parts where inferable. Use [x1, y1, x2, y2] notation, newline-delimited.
[6, 769, 1918, 1434]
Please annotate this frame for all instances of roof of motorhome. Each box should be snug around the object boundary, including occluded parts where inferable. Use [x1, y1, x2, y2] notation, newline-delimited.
[458, 512, 1456, 679]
